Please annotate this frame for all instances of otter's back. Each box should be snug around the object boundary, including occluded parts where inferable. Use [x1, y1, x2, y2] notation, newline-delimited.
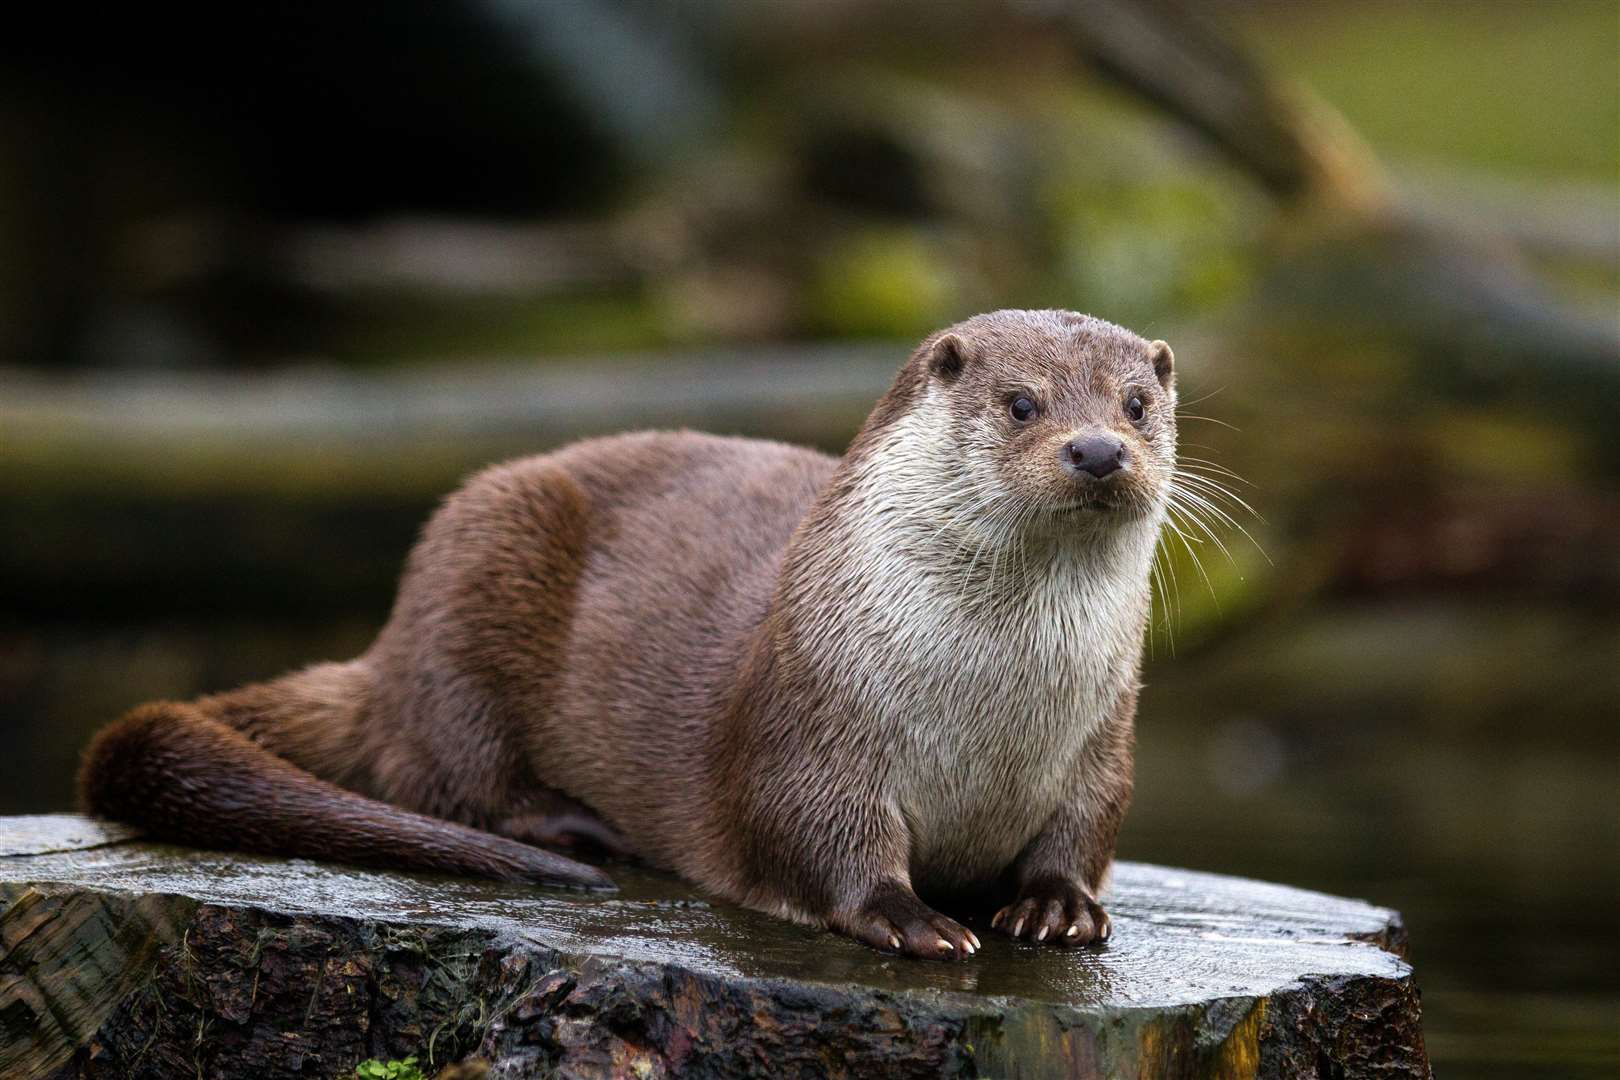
[361, 431, 832, 858]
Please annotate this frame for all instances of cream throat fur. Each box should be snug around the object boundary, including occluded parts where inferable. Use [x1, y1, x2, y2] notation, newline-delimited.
[774, 386, 1169, 891]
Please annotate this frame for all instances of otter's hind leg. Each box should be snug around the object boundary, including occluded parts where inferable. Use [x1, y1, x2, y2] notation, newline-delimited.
[494, 786, 631, 859]
[367, 458, 597, 831]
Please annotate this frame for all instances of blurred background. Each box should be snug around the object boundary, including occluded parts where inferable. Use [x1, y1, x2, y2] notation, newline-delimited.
[2, 1, 1615, 1074]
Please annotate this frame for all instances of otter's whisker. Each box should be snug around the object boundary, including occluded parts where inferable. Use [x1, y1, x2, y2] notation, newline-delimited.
[1168, 499, 1237, 575]
[1176, 456, 1252, 486]
[1169, 478, 1270, 566]
[1174, 473, 1266, 529]
[1147, 540, 1177, 657]
[1164, 502, 1220, 606]
[1176, 413, 1241, 432]
[1168, 480, 1243, 534]
[1173, 468, 1252, 502]
[1175, 386, 1227, 410]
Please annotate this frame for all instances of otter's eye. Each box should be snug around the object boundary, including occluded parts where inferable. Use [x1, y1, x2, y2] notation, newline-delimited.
[1009, 396, 1038, 423]
[1124, 394, 1146, 422]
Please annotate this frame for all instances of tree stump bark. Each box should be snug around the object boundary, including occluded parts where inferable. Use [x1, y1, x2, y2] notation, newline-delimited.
[0, 814, 1428, 1078]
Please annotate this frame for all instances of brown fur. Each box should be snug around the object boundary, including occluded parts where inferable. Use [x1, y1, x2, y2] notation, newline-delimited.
[81, 309, 1177, 959]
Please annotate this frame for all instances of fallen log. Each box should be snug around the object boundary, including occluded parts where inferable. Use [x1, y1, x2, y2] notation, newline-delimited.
[0, 814, 1429, 1078]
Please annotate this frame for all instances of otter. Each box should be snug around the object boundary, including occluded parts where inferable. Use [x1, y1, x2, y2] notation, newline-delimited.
[81, 309, 1178, 960]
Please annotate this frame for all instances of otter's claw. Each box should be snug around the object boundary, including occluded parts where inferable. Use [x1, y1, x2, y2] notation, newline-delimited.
[994, 878, 1110, 947]
[840, 882, 978, 961]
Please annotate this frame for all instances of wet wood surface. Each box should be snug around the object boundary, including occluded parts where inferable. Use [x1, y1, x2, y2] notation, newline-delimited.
[0, 814, 1428, 1078]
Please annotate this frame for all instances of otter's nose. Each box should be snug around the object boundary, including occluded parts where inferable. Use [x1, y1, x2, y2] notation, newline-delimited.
[1063, 435, 1127, 478]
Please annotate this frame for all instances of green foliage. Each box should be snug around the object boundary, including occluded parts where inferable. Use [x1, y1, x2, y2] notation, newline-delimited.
[1240, 0, 1619, 184]
[1046, 176, 1258, 328]
[807, 227, 961, 339]
[356, 1057, 425, 1080]
[340, 292, 669, 364]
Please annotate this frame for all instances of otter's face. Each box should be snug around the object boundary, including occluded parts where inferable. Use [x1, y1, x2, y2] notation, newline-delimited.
[921, 312, 1177, 527]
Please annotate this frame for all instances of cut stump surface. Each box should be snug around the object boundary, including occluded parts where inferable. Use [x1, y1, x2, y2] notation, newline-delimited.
[0, 814, 1428, 1078]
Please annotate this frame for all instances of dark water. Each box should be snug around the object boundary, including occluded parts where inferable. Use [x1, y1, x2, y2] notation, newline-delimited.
[1129, 602, 1620, 1078]
[4, 600, 1614, 1077]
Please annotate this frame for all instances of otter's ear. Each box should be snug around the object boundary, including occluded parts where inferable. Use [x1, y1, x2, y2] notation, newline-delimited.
[926, 333, 972, 383]
[1148, 340, 1174, 389]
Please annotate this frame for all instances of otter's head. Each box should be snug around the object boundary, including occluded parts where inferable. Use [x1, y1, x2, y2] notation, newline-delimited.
[891, 310, 1177, 536]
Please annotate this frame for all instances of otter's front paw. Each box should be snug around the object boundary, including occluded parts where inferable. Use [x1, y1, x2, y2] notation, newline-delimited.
[838, 882, 980, 961]
[992, 877, 1110, 946]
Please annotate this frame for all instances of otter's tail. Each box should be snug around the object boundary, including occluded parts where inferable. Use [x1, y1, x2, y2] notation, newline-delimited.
[78, 663, 612, 890]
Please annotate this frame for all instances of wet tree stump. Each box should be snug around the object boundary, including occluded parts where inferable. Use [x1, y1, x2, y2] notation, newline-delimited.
[0, 814, 1428, 1078]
